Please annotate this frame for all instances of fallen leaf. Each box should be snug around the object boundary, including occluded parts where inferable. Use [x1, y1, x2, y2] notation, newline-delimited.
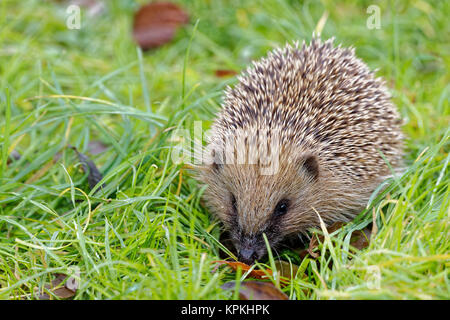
[349, 228, 371, 251]
[306, 222, 371, 259]
[212, 260, 300, 288]
[38, 273, 77, 300]
[215, 69, 238, 78]
[307, 222, 345, 258]
[212, 260, 272, 279]
[133, 2, 189, 50]
[221, 281, 288, 300]
[296, 248, 309, 260]
[71, 145, 105, 190]
[274, 260, 299, 280]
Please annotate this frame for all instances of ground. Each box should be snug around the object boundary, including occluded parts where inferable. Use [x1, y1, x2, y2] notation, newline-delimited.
[0, 0, 448, 299]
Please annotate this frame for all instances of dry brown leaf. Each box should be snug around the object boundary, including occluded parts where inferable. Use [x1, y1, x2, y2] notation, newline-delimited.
[274, 260, 299, 280]
[349, 228, 371, 251]
[38, 273, 77, 300]
[307, 222, 345, 258]
[212, 260, 299, 288]
[212, 260, 272, 279]
[71, 145, 105, 190]
[215, 69, 238, 78]
[306, 222, 371, 259]
[221, 281, 288, 300]
[133, 2, 189, 50]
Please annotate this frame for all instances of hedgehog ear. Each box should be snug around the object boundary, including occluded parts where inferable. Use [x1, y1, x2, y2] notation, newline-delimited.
[299, 154, 319, 180]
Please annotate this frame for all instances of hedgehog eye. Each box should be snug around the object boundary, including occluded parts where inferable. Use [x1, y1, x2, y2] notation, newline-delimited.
[273, 199, 290, 217]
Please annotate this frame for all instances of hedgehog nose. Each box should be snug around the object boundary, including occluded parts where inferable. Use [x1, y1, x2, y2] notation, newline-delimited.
[239, 248, 258, 265]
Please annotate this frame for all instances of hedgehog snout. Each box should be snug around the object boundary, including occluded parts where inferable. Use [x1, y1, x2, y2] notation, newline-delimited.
[238, 248, 258, 265]
[237, 235, 266, 265]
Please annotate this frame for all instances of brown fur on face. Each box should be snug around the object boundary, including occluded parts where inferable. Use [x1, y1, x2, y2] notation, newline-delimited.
[196, 38, 404, 264]
[199, 142, 377, 264]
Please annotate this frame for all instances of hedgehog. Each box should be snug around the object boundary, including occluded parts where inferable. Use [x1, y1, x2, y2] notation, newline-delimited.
[198, 37, 404, 265]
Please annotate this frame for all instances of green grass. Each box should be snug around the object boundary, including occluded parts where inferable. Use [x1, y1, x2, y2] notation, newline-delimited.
[0, 0, 448, 299]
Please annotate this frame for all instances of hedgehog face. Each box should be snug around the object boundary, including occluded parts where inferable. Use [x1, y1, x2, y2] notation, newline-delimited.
[201, 145, 321, 265]
[197, 38, 404, 264]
